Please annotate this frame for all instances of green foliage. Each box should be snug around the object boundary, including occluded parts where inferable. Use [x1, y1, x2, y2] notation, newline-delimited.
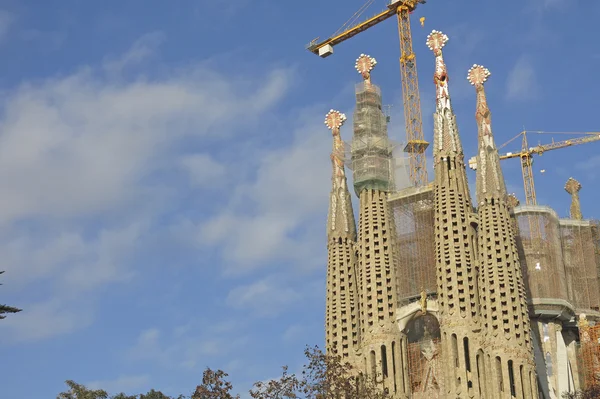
[0, 271, 22, 320]
[112, 394, 138, 399]
[57, 381, 184, 399]
[139, 389, 172, 399]
[192, 369, 239, 399]
[250, 346, 389, 399]
[57, 346, 389, 399]
[57, 380, 109, 399]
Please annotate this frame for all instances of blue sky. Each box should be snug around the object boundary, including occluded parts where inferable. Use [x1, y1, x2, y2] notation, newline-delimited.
[0, 0, 599, 397]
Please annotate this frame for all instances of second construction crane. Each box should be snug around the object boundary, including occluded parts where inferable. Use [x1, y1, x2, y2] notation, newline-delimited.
[470, 131, 600, 206]
[307, 0, 429, 187]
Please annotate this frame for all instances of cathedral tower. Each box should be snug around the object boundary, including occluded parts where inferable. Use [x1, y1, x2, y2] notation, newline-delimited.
[324, 109, 361, 366]
[351, 54, 404, 395]
[468, 64, 538, 398]
[426, 31, 482, 397]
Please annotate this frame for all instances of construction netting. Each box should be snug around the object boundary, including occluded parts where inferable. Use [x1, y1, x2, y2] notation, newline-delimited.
[513, 206, 568, 301]
[351, 82, 394, 195]
[579, 322, 600, 389]
[405, 314, 443, 398]
[388, 185, 436, 306]
[559, 220, 600, 312]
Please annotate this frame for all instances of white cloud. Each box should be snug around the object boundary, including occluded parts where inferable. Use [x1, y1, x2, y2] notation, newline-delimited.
[103, 31, 166, 73]
[199, 113, 331, 274]
[180, 153, 227, 187]
[226, 274, 321, 317]
[126, 324, 248, 370]
[2, 298, 94, 341]
[0, 32, 293, 341]
[506, 55, 538, 101]
[88, 375, 150, 394]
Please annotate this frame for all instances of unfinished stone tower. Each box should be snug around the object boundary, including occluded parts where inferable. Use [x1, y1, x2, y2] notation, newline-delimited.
[468, 64, 538, 398]
[350, 54, 403, 395]
[324, 109, 361, 367]
[426, 31, 482, 397]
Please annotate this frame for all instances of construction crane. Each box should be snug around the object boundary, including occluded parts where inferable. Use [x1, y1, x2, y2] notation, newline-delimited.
[307, 0, 429, 188]
[469, 131, 600, 206]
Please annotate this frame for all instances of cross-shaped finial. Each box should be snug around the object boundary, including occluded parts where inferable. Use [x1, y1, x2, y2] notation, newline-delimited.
[467, 64, 491, 86]
[324, 109, 347, 132]
[426, 30, 448, 54]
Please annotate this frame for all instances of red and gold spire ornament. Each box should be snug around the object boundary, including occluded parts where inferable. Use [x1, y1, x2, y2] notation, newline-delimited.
[354, 53, 377, 83]
[426, 30, 450, 111]
[467, 64, 493, 143]
[325, 109, 347, 179]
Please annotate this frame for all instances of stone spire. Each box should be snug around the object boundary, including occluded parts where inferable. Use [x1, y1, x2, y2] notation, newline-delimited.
[326, 109, 356, 239]
[468, 64, 538, 398]
[324, 109, 360, 364]
[427, 30, 463, 158]
[351, 54, 404, 395]
[467, 64, 507, 201]
[565, 177, 583, 220]
[427, 30, 480, 397]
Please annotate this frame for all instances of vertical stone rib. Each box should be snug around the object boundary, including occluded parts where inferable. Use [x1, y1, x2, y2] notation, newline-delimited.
[468, 64, 538, 399]
[325, 110, 361, 365]
[427, 30, 480, 397]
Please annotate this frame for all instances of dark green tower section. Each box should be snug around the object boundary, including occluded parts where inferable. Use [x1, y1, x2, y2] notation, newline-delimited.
[351, 80, 394, 196]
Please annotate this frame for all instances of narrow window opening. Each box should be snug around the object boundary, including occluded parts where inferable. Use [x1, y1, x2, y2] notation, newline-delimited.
[452, 334, 459, 368]
[381, 345, 388, 378]
[508, 360, 516, 397]
[463, 337, 471, 372]
[370, 350, 377, 378]
[391, 342, 397, 393]
[476, 350, 485, 396]
[496, 356, 504, 392]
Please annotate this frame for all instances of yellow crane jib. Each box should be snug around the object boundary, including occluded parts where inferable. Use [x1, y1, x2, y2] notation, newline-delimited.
[306, 0, 426, 58]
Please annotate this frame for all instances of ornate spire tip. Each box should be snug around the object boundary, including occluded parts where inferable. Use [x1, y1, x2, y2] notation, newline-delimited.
[324, 109, 347, 131]
[355, 54, 377, 79]
[467, 64, 491, 86]
[426, 30, 448, 53]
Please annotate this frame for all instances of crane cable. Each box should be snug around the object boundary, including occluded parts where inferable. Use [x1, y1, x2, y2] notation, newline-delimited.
[332, 0, 375, 38]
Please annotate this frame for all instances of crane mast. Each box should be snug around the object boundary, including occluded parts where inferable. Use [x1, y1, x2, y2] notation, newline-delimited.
[307, 0, 429, 187]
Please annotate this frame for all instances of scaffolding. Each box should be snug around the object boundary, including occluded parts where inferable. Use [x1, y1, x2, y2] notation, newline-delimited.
[579, 320, 600, 389]
[351, 82, 394, 196]
[514, 206, 568, 302]
[405, 314, 443, 398]
[388, 185, 436, 306]
[560, 219, 600, 313]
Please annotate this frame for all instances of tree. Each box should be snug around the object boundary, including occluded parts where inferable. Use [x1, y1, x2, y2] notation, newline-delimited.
[140, 389, 183, 399]
[192, 368, 239, 399]
[0, 271, 21, 319]
[250, 346, 389, 399]
[250, 366, 299, 399]
[111, 394, 137, 399]
[57, 380, 109, 399]
[562, 380, 600, 399]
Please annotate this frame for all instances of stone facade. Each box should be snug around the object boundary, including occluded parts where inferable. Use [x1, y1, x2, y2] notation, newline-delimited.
[323, 31, 600, 399]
